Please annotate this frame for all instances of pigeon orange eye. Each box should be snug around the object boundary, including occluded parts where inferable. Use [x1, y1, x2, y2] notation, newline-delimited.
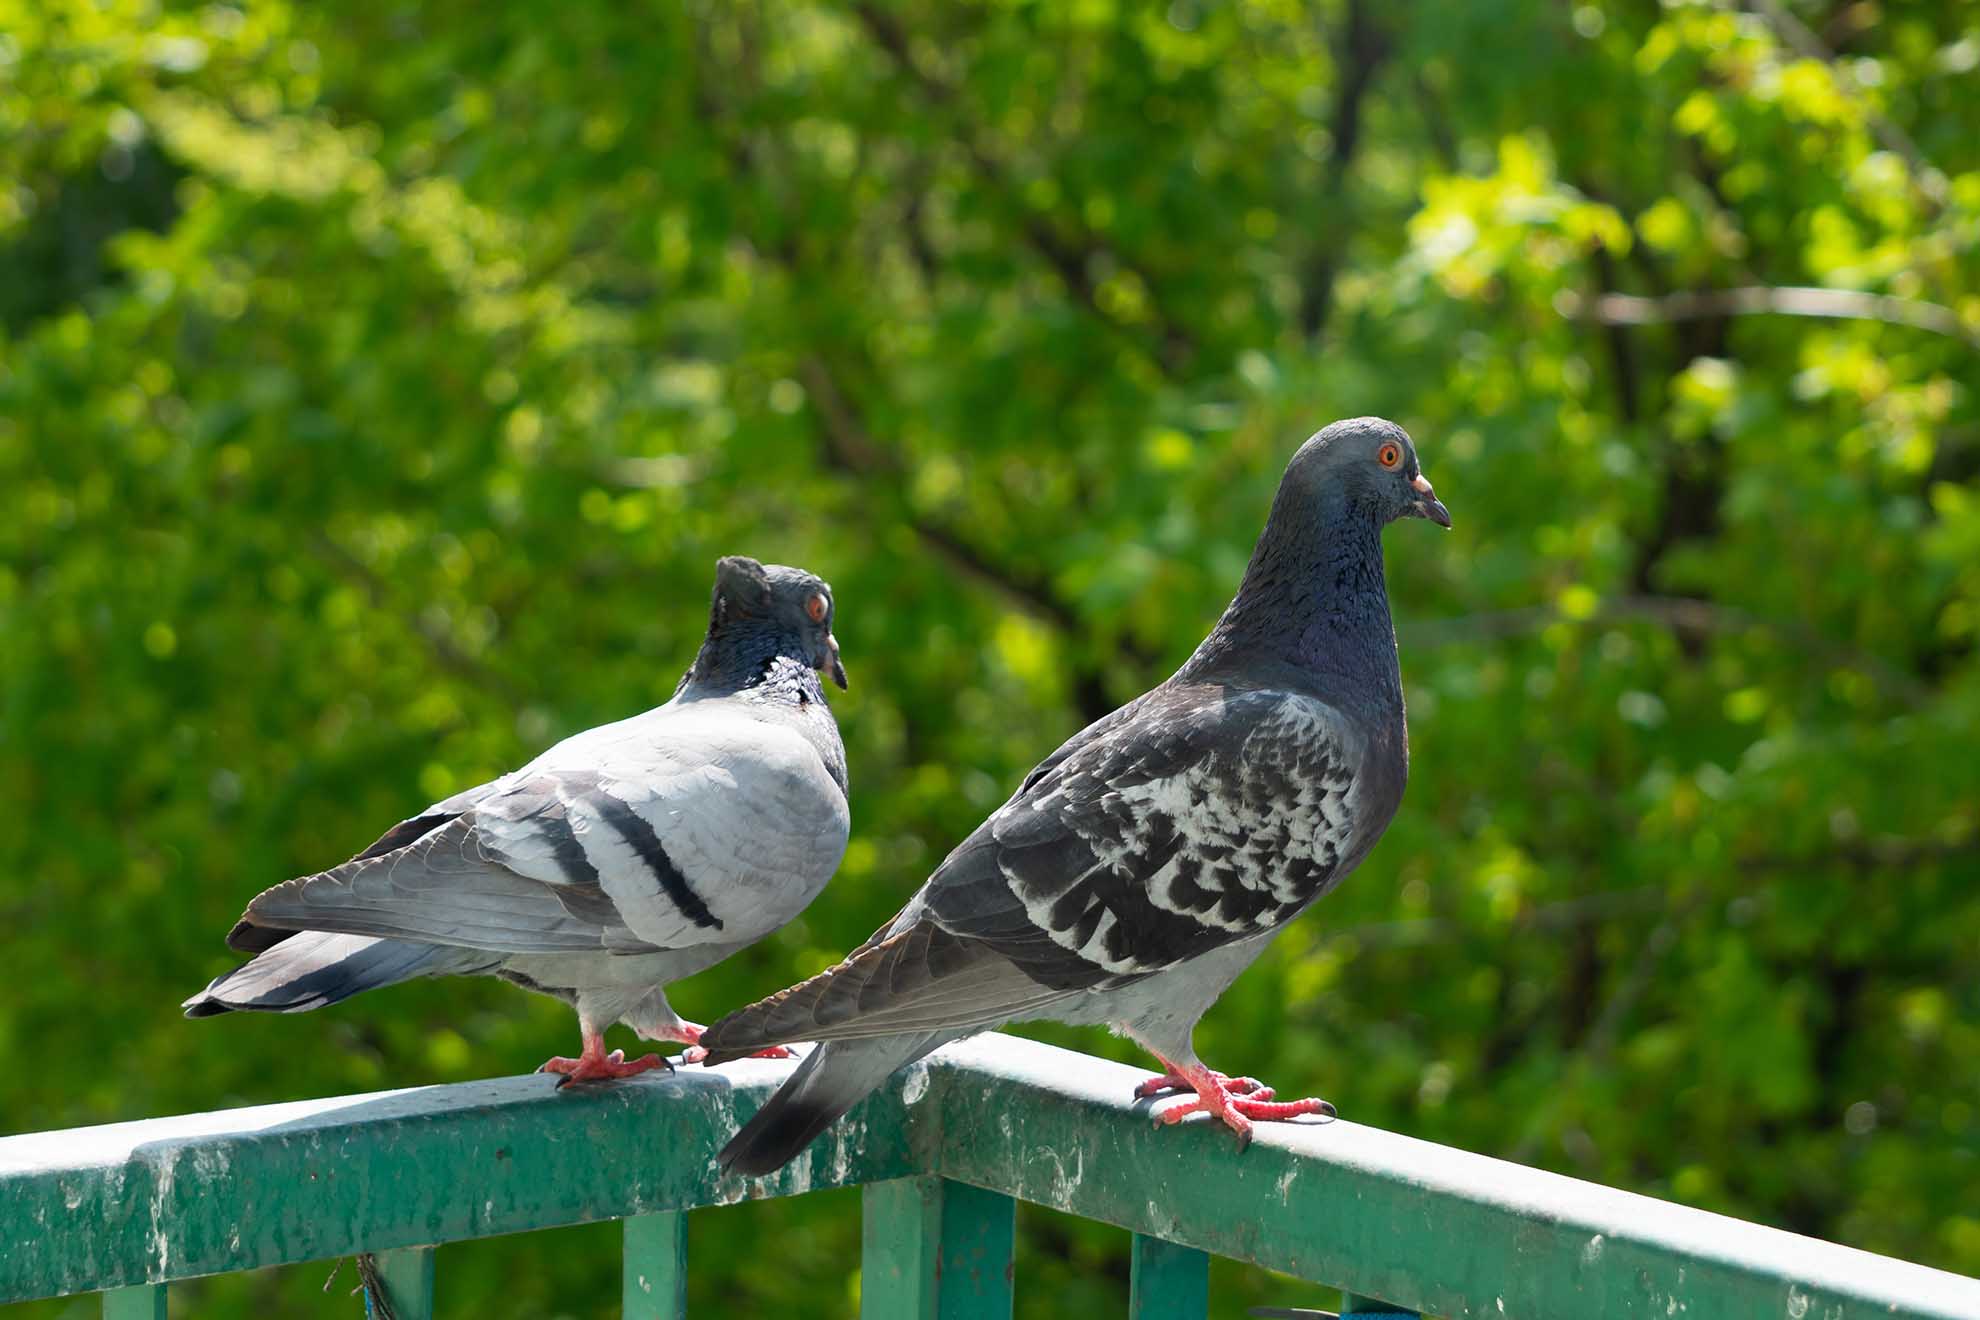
[1377, 442, 1403, 470]
[806, 594, 828, 623]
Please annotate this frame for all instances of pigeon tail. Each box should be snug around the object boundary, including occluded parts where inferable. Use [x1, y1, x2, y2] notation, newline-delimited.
[719, 1034, 944, 1177]
[183, 932, 492, 1017]
[699, 919, 1070, 1066]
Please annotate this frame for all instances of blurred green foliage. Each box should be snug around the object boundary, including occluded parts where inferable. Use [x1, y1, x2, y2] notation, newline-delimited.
[3, 0, 1979, 1315]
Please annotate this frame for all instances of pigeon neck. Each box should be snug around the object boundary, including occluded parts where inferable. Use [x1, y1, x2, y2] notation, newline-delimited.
[677, 622, 822, 703]
[1184, 487, 1401, 704]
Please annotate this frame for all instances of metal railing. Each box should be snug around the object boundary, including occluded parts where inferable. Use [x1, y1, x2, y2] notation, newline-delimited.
[2, 1034, 1976, 1318]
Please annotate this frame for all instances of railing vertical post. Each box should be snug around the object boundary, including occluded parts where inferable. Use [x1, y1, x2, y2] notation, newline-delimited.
[364, 1247, 435, 1320]
[861, 1175, 1014, 1320]
[623, 1211, 689, 1319]
[1128, 1234, 1209, 1319]
[100, 1285, 166, 1320]
[1340, 1293, 1418, 1318]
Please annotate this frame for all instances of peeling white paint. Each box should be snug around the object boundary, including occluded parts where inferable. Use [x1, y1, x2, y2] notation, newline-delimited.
[1582, 1233, 1605, 1265]
[901, 1064, 930, 1107]
[1275, 1167, 1298, 1204]
[145, 1143, 184, 1274]
[1786, 1286, 1810, 1319]
[1031, 1144, 1085, 1209]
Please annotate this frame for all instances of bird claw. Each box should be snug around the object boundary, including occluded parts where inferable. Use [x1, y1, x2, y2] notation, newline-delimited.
[1134, 1069, 1265, 1100]
[1153, 1092, 1334, 1142]
[680, 1042, 799, 1066]
[1146, 1058, 1334, 1145]
[540, 1047, 671, 1086]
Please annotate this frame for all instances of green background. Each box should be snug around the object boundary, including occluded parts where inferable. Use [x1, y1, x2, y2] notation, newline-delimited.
[3, 0, 1978, 1315]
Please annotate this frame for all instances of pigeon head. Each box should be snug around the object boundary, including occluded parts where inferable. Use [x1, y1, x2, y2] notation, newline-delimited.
[710, 555, 847, 689]
[1184, 416, 1448, 690]
[1284, 417, 1451, 530]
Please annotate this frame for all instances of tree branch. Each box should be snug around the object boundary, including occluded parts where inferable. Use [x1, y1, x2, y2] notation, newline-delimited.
[849, 2, 1195, 372]
[1402, 593, 1931, 706]
[1561, 286, 1978, 350]
[1297, 0, 1390, 337]
[1330, 885, 1667, 950]
[1341, 836, 1975, 957]
[800, 356, 1155, 721]
[1736, 0, 1949, 213]
[1411, 67, 1459, 173]
[307, 533, 523, 703]
[798, 357, 1091, 639]
[692, 41, 1152, 721]
[1747, 835, 1980, 872]
[1587, 245, 1643, 423]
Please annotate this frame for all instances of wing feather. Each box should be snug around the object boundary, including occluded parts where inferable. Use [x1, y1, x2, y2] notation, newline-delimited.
[703, 682, 1367, 1057]
[244, 814, 652, 953]
[239, 707, 849, 958]
[919, 684, 1360, 985]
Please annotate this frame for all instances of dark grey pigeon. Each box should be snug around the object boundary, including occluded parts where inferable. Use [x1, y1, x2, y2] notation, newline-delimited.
[185, 556, 852, 1084]
[703, 418, 1449, 1174]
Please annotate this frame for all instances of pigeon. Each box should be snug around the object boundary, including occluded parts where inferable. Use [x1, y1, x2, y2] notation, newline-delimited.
[702, 418, 1449, 1175]
[184, 555, 853, 1084]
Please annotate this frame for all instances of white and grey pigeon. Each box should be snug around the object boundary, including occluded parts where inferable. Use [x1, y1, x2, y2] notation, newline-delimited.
[702, 418, 1450, 1174]
[184, 556, 853, 1084]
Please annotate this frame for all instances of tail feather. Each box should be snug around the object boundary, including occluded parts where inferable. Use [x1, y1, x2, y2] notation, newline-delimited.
[224, 919, 294, 955]
[719, 1035, 943, 1177]
[704, 919, 1074, 1176]
[699, 920, 1063, 1062]
[183, 932, 491, 1017]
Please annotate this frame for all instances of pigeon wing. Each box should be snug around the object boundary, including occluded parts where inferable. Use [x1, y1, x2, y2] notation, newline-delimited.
[226, 777, 522, 955]
[703, 683, 1362, 1055]
[241, 776, 659, 955]
[242, 713, 848, 957]
[924, 683, 1361, 984]
[347, 775, 521, 862]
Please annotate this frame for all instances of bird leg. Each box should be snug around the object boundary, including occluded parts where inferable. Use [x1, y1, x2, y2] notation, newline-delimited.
[668, 1022, 796, 1066]
[539, 1029, 668, 1086]
[1135, 1068, 1266, 1100]
[1145, 1055, 1335, 1148]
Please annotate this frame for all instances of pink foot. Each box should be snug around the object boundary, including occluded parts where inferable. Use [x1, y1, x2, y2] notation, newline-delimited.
[679, 1043, 796, 1064]
[1145, 1056, 1334, 1148]
[539, 1034, 668, 1086]
[650, 1022, 797, 1066]
[1134, 1069, 1265, 1100]
[677, 1024, 796, 1065]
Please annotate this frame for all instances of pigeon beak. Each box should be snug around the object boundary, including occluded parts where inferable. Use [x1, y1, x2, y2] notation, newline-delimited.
[825, 633, 848, 689]
[1409, 473, 1452, 529]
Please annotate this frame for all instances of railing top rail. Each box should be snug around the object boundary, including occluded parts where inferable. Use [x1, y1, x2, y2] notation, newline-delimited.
[925, 1037, 1980, 1320]
[2, 1034, 1975, 1319]
[0, 1062, 918, 1300]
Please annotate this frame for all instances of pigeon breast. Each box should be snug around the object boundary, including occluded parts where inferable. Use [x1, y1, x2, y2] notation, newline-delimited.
[918, 683, 1395, 990]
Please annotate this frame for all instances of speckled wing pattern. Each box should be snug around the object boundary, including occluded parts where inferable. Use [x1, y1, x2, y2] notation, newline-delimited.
[914, 682, 1360, 992]
[698, 683, 1363, 1054]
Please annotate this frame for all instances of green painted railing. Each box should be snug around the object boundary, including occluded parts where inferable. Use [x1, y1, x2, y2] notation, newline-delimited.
[3, 1034, 1977, 1319]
